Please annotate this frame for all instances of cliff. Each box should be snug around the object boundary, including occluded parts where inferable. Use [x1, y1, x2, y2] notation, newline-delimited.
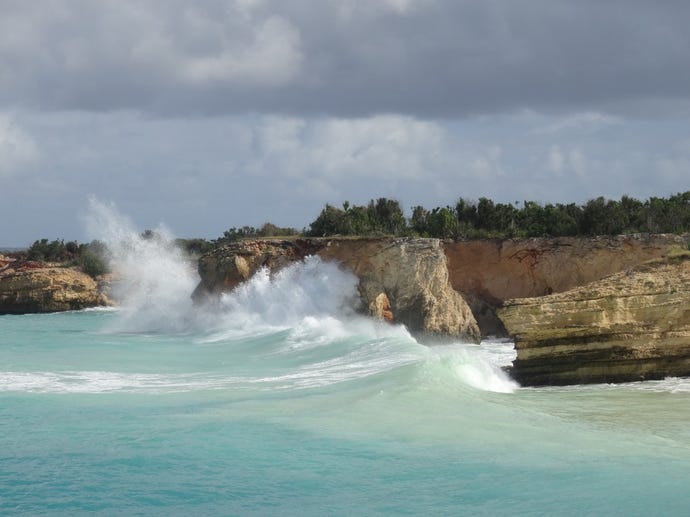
[498, 254, 690, 386]
[0, 258, 110, 314]
[193, 238, 480, 342]
[444, 234, 687, 335]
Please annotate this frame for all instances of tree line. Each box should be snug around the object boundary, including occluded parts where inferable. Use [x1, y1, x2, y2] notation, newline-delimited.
[305, 192, 690, 239]
[13, 192, 690, 272]
[16, 238, 110, 278]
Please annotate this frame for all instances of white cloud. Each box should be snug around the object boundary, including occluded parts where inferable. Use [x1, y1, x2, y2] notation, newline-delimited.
[173, 15, 303, 86]
[469, 145, 503, 178]
[533, 112, 622, 135]
[568, 148, 588, 178]
[547, 144, 564, 175]
[251, 115, 445, 184]
[0, 115, 38, 177]
[544, 144, 589, 179]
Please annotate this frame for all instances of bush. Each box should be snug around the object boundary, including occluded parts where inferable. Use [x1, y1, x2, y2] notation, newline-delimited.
[77, 251, 109, 278]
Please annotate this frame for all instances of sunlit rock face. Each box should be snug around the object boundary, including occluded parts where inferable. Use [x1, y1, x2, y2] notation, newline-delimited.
[0, 261, 109, 314]
[499, 254, 690, 386]
[194, 238, 480, 342]
[444, 234, 688, 335]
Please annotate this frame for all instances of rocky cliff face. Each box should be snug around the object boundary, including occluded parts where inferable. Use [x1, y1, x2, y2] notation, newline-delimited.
[444, 234, 687, 335]
[498, 254, 690, 386]
[0, 260, 110, 314]
[318, 239, 480, 340]
[194, 238, 480, 342]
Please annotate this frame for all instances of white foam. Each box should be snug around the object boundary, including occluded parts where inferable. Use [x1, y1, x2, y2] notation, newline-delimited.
[0, 371, 234, 394]
[85, 198, 199, 333]
[426, 343, 519, 394]
[219, 256, 360, 327]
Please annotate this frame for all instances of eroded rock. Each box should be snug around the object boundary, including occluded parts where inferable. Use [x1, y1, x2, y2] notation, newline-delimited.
[194, 238, 480, 341]
[498, 254, 690, 386]
[0, 262, 110, 314]
[444, 234, 688, 335]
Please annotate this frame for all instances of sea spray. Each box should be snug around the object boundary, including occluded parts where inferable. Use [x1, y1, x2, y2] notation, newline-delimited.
[217, 256, 361, 333]
[85, 198, 199, 333]
[82, 198, 516, 393]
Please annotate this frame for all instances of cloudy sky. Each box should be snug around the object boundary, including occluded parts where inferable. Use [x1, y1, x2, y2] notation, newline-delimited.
[1, 0, 689, 246]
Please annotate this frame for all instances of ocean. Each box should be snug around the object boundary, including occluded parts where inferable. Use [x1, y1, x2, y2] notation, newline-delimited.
[1, 205, 689, 515]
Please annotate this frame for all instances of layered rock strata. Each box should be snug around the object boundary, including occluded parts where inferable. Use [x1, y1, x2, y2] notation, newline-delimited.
[499, 254, 690, 386]
[444, 234, 687, 335]
[0, 260, 110, 314]
[193, 238, 480, 342]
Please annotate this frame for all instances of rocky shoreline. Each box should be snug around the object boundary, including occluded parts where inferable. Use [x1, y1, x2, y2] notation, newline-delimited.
[192, 234, 690, 386]
[0, 256, 111, 314]
[3, 233, 689, 386]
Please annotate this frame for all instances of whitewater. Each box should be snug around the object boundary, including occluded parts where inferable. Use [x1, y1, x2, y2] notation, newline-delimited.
[1, 202, 689, 515]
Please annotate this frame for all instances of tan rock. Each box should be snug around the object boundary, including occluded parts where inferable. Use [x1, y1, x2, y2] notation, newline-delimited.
[193, 237, 480, 341]
[318, 238, 480, 340]
[0, 265, 110, 314]
[498, 254, 690, 386]
[369, 292, 393, 322]
[444, 234, 687, 335]
[192, 239, 323, 299]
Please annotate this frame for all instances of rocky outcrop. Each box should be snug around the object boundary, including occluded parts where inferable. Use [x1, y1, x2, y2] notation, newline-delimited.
[444, 234, 687, 335]
[194, 238, 480, 342]
[318, 239, 480, 340]
[192, 239, 322, 299]
[498, 254, 690, 386]
[0, 260, 110, 314]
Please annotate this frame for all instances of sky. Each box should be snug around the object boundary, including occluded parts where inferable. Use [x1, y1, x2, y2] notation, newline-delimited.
[1, 0, 689, 246]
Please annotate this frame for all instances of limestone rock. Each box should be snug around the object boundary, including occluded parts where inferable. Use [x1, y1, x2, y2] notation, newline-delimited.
[369, 292, 393, 323]
[318, 238, 480, 341]
[498, 254, 690, 386]
[193, 237, 480, 342]
[444, 234, 687, 335]
[0, 263, 110, 314]
[192, 239, 323, 300]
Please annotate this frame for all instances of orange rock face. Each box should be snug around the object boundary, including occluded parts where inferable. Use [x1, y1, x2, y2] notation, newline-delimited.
[443, 234, 687, 335]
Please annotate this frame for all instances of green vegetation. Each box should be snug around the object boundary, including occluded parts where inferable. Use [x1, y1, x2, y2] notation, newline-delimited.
[15, 192, 690, 267]
[307, 192, 690, 239]
[212, 222, 300, 245]
[24, 239, 110, 278]
[307, 199, 408, 237]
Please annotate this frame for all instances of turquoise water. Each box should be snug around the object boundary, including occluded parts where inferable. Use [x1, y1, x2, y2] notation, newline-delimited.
[2, 207, 689, 515]
[2, 286, 690, 515]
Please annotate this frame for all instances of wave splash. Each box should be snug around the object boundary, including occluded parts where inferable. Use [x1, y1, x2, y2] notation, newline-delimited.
[85, 198, 199, 332]
[81, 198, 516, 393]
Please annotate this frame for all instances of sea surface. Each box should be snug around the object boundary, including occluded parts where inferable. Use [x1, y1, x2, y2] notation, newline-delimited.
[2, 204, 689, 515]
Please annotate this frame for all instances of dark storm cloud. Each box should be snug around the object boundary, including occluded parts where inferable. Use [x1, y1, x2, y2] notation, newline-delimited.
[1, 0, 689, 118]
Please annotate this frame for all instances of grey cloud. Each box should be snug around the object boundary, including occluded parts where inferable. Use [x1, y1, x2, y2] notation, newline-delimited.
[1, 0, 689, 117]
